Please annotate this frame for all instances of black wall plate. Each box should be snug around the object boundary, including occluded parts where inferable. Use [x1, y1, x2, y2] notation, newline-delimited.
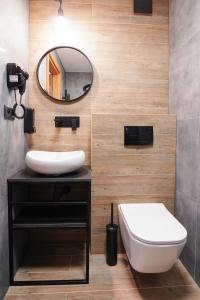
[4, 105, 14, 120]
[55, 116, 80, 130]
[24, 108, 36, 134]
[134, 0, 152, 14]
[124, 126, 153, 146]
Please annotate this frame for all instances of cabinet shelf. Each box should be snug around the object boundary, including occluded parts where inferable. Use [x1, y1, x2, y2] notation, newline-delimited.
[12, 201, 87, 206]
[12, 222, 87, 229]
[13, 206, 86, 224]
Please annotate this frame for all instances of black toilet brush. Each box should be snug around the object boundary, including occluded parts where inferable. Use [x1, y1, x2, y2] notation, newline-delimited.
[106, 203, 118, 266]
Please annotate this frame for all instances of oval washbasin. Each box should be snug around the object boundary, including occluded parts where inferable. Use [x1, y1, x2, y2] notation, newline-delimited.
[25, 150, 85, 175]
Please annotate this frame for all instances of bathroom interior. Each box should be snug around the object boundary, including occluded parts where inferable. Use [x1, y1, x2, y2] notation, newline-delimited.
[0, 0, 200, 299]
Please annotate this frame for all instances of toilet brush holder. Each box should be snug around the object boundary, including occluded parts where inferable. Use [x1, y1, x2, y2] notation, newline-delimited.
[106, 203, 118, 266]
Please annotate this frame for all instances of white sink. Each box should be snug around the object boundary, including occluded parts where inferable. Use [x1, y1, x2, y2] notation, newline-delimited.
[25, 150, 85, 175]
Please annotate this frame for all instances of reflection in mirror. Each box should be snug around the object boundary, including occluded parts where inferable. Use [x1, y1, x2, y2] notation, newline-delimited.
[37, 47, 93, 102]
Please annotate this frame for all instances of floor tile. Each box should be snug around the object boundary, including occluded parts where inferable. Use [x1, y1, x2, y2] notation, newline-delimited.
[5, 255, 200, 300]
[5, 293, 67, 300]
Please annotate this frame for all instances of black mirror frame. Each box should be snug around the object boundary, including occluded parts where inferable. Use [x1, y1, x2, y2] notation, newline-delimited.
[36, 46, 94, 104]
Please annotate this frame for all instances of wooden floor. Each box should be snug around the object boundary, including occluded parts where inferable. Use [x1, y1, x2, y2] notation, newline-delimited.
[14, 242, 86, 282]
[5, 254, 200, 300]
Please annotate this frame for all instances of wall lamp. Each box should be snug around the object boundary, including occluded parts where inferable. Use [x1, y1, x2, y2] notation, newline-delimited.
[54, 0, 64, 19]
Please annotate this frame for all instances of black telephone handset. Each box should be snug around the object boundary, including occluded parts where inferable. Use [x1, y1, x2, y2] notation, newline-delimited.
[7, 63, 29, 95]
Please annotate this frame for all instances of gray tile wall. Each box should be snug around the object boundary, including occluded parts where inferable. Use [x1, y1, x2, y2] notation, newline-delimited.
[169, 0, 200, 285]
[0, 1, 29, 298]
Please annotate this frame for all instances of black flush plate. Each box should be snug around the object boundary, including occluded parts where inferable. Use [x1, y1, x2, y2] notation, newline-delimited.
[134, 0, 152, 14]
[124, 126, 153, 146]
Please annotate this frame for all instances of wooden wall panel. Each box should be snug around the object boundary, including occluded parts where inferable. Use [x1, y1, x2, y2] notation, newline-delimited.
[29, 0, 169, 165]
[29, 0, 171, 254]
[91, 114, 176, 253]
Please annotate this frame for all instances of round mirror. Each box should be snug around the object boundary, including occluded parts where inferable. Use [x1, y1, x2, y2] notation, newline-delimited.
[37, 46, 93, 103]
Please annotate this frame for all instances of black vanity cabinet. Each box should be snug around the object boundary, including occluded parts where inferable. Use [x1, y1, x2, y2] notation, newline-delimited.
[7, 167, 91, 286]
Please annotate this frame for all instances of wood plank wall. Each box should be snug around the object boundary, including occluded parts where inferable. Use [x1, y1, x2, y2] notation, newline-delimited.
[29, 0, 173, 253]
[91, 114, 176, 253]
[29, 0, 169, 163]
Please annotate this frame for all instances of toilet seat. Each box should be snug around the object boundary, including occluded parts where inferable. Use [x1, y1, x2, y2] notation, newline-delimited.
[119, 203, 187, 245]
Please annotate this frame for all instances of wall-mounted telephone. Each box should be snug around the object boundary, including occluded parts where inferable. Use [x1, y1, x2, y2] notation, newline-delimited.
[7, 63, 29, 95]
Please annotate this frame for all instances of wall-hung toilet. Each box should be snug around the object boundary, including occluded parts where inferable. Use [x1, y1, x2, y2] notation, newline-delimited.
[118, 203, 187, 273]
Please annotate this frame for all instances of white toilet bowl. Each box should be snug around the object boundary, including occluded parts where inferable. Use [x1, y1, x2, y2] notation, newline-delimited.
[118, 203, 187, 273]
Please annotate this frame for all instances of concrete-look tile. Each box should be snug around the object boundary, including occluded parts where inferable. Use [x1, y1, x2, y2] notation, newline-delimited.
[176, 191, 197, 250]
[170, 5, 200, 112]
[0, 0, 29, 298]
[173, 65, 200, 119]
[176, 119, 200, 201]
[194, 204, 200, 285]
[170, 2, 200, 285]
[175, 181, 197, 279]
[169, 25, 200, 118]
[180, 245, 196, 280]
[170, 0, 200, 52]
[175, 191, 197, 278]
[0, 210, 9, 300]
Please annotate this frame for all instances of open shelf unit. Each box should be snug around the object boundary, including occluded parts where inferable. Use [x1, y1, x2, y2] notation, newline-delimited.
[8, 166, 91, 286]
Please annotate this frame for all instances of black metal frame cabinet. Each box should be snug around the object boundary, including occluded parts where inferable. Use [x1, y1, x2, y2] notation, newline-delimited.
[7, 166, 91, 286]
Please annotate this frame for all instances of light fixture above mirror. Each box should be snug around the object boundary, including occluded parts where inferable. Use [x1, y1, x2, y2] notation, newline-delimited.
[55, 0, 64, 17]
[54, 0, 65, 26]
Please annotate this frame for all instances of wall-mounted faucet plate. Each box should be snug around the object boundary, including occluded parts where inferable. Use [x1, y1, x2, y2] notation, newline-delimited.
[55, 116, 80, 130]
